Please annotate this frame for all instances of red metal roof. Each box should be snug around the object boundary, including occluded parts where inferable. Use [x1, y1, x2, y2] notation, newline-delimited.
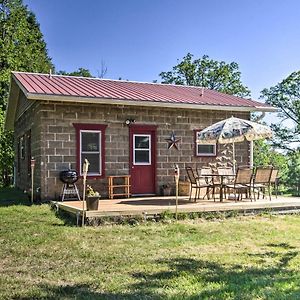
[12, 71, 271, 109]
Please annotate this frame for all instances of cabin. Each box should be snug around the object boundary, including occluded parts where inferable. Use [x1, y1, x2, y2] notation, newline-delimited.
[5, 72, 275, 200]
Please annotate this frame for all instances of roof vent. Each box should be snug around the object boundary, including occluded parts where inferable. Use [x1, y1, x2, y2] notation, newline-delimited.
[49, 69, 52, 79]
[200, 87, 204, 97]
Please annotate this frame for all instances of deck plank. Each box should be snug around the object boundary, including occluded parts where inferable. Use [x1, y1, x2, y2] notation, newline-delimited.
[51, 195, 300, 219]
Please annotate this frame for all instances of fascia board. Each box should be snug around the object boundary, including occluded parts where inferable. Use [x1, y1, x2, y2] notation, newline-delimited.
[26, 93, 278, 113]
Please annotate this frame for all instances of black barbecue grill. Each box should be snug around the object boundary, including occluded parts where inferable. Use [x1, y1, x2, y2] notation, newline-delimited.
[59, 169, 78, 184]
[59, 169, 80, 201]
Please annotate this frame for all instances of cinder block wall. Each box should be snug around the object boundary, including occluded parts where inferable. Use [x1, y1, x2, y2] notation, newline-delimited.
[30, 101, 250, 200]
[14, 101, 42, 193]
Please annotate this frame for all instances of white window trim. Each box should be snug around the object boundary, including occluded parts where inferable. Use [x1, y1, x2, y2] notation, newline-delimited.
[133, 134, 151, 166]
[80, 130, 102, 176]
[195, 131, 216, 156]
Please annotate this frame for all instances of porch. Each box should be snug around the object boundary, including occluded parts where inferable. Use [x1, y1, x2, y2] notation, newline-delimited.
[52, 195, 300, 219]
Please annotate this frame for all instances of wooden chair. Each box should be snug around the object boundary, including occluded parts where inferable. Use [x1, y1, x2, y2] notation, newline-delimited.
[186, 167, 210, 202]
[197, 166, 219, 201]
[225, 167, 253, 201]
[252, 166, 273, 201]
[270, 168, 279, 198]
[217, 167, 235, 198]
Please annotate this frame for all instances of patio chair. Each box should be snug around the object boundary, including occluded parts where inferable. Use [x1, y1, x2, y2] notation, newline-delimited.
[217, 167, 235, 198]
[225, 167, 253, 202]
[186, 167, 210, 202]
[196, 166, 219, 201]
[270, 168, 279, 198]
[252, 166, 273, 201]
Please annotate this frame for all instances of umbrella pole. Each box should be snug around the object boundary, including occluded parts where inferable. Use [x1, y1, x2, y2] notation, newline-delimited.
[232, 142, 236, 173]
[250, 140, 254, 168]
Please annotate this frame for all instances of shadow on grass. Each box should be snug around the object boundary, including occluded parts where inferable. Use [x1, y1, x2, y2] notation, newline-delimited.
[14, 283, 163, 300]
[128, 249, 300, 299]
[0, 187, 31, 207]
[53, 208, 78, 227]
[14, 283, 137, 300]
[16, 248, 300, 299]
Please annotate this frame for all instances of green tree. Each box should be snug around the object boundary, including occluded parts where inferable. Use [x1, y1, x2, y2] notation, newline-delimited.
[159, 53, 250, 97]
[0, 0, 53, 185]
[57, 68, 93, 77]
[261, 71, 300, 152]
[286, 151, 300, 196]
[254, 140, 288, 182]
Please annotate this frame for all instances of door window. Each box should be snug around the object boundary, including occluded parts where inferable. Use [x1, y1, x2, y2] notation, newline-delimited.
[133, 134, 151, 165]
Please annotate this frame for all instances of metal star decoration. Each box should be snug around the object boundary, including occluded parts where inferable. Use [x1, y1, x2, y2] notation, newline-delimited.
[165, 131, 181, 150]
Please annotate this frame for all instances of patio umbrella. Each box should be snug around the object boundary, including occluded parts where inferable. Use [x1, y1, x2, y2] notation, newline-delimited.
[197, 117, 272, 172]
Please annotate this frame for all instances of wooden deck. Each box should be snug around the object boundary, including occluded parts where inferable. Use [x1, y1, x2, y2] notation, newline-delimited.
[52, 195, 300, 219]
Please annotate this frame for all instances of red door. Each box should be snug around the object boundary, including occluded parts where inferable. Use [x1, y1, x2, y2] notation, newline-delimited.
[129, 125, 156, 195]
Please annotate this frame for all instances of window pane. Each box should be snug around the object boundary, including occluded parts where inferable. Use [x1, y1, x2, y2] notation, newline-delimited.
[82, 132, 100, 152]
[135, 136, 149, 149]
[135, 150, 150, 164]
[81, 154, 100, 173]
[198, 144, 215, 154]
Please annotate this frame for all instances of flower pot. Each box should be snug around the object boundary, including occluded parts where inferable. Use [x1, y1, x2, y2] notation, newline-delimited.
[86, 196, 100, 211]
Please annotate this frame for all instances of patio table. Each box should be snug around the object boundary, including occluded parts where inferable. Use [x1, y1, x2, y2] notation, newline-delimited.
[205, 174, 236, 202]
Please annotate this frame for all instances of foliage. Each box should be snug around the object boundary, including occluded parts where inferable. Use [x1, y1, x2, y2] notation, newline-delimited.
[261, 71, 300, 152]
[1, 188, 300, 299]
[253, 140, 300, 195]
[159, 53, 250, 97]
[0, 0, 53, 186]
[0, 111, 14, 186]
[254, 140, 288, 181]
[286, 151, 300, 196]
[86, 184, 100, 197]
[0, 0, 54, 108]
[57, 67, 93, 77]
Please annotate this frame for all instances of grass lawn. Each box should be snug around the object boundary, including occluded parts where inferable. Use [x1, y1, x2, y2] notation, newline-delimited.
[0, 188, 300, 299]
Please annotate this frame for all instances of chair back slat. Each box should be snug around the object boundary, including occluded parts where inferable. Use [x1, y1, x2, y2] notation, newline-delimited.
[186, 167, 197, 185]
[270, 168, 279, 183]
[217, 167, 234, 176]
[235, 167, 253, 185]
[199, 166, 213, 184]
[200, 167, 213, 176]
[217, 167, 234, 184]
[254, 167, 272, 184]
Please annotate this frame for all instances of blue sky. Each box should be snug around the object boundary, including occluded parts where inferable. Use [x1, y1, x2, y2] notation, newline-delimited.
[24, 0, 300, 102]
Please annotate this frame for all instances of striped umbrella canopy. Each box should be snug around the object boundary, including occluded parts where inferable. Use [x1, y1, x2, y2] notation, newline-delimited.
[197, 117, 272, 171]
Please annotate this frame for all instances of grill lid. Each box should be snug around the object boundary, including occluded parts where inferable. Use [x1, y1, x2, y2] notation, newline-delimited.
[59, 169, 78, 184]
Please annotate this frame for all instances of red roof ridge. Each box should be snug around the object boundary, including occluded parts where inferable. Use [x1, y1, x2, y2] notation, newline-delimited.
[12, 70, 202, 88]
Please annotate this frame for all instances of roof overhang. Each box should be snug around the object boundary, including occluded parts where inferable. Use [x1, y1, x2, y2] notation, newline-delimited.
[26, 92, 277, 112]
[4, 74, 278, 130]
[5, 79, 20, 130]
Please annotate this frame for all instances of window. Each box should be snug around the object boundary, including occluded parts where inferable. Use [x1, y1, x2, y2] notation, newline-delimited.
[133, 134, 151, 165]
[73, 124, 107, 177]
[81, 131, 101, 174]
[195, 130, 216, 156]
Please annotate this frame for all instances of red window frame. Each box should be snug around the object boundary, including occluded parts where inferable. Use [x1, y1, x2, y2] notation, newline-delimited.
[73, 123, 107, 178]
[194, 129, 217, 157]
